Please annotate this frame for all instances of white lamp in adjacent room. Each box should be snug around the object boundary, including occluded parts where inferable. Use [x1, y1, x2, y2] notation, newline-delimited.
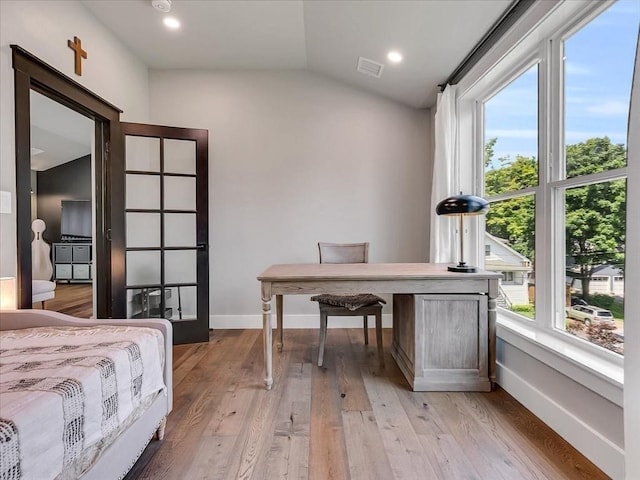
[0, 277, 17, 310]
[0, 192, 16, 309]
[0, 190, 11, 214]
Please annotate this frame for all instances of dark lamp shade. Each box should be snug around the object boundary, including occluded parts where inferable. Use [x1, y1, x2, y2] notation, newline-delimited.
[436, 194, 489, 216]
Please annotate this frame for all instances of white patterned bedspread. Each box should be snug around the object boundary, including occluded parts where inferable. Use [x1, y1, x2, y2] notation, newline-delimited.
[0, 325, 166, 480]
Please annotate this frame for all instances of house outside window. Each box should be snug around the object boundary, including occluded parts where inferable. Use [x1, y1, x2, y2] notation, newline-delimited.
[470, 0, 637, 356]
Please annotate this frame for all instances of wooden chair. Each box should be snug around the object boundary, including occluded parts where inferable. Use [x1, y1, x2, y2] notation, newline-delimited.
[311, 242, 384, 366]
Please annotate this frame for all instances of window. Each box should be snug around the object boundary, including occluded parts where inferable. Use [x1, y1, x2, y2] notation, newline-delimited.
[483, 65, 538, 319]
[475, 0, 638, 357]
[556, 2, 633, 355]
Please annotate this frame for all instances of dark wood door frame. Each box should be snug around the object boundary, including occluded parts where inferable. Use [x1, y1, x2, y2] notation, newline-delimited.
[11, 45, 125, 318]
[120, 122, 210, 343]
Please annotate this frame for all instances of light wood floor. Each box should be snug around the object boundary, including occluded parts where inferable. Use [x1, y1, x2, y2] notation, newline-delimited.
[126, 328, 608, 480]
[36, 283, 93, 318]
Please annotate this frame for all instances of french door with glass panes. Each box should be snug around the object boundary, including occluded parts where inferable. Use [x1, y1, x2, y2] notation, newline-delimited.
[119, 123, 209, 344]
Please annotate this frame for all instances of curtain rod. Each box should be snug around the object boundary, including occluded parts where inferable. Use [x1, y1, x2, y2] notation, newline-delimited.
[439, 0, 536, 90]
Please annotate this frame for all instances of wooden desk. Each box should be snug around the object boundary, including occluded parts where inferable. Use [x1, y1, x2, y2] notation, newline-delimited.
[258, 263, 500, 391]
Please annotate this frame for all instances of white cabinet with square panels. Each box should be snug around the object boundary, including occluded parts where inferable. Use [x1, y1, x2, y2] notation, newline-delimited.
[53, 243, 92, 282]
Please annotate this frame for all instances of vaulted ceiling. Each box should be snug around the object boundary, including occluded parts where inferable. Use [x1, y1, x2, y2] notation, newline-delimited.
[82, 0, 511, 109]
[31, 1, 511, 169]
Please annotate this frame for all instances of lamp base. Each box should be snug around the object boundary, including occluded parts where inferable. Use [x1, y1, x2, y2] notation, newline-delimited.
[447, 263, 477, 273]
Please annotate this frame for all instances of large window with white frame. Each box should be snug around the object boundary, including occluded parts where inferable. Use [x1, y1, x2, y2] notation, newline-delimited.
[479, 0, 638, 356]
[484, 63, 538, 319]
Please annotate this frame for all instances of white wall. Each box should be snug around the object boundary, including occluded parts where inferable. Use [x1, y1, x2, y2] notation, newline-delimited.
[0, 0, 150, 281]
[624, 33, 640, 480]
[149, 70, 431, 327]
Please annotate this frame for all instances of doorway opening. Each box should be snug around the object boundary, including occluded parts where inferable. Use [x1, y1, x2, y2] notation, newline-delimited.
[13, 46, 210, 342]
[30, 90, 95, 317]
[12, 44, 123, 318]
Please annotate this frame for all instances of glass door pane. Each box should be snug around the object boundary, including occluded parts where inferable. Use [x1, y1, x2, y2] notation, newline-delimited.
[122, 124, 208, 344]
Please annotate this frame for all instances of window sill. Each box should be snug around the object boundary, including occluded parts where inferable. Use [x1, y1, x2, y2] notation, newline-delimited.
[496, 313, 623, 407]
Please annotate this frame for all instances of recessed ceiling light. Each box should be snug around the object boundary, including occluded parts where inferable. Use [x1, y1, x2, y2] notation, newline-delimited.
[151, 0, 172, 13]
[387, 51, 403, 64]
[163, 17, 180, 29]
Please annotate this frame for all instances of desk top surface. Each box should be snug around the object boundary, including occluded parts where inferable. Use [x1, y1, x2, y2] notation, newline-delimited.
[258, 263, 501, 282]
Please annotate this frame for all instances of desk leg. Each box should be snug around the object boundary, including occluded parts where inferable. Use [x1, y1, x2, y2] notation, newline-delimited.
[276, 295, 283, 352]
[262, 283, 273, 390]
[488, 279, 498, 389]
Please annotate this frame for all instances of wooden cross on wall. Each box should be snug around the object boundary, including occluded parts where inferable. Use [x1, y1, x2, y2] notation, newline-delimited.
[67, 36, 87, 76]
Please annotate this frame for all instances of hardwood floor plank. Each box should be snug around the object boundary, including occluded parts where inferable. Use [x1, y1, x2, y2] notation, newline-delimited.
[183, 436, 236, 480]
[395, 388, 448, 436]
[133, 331, 260, 479]
[421, 392, 527, 480]
[361, 365, 441, 479]
[167, 332, 253, 439]
[477, 389, 608, 480]
[334, 329, 373, 412]
[288, 432, 312, 479]
[418, 432, 484, 480]
[40, 283, 93, 318]
[201, 333, 270, 438]
[125, 329, 609, 480]
[228, 390, 286, 479]
[262, 435, 295, 479]
[273, 363, 312, 437]
[342, 410, 395, 480]
[223, 336, 294, 479]
[454, 392, 552, 479]
[262, 362, 312, 479]
[309, 333, 351, 480]
[172, 341, 212, 388]
[147, 331, 261, 478]
[172, 343, 193, 366]
[204, 385, 258, 437]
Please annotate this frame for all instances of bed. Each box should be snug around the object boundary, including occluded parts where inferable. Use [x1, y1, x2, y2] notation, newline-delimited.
[0, 310, 173, 480]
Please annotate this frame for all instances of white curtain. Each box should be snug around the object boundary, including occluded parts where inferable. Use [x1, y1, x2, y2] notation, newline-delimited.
[429, 84, 458, 263]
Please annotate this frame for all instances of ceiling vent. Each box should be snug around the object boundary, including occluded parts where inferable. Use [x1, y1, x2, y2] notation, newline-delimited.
[357, 57, 384, 78]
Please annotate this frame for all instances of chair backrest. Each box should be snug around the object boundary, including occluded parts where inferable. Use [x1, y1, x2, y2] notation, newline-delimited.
[318, 242, 369, 264]
[32, 218, 53, 281]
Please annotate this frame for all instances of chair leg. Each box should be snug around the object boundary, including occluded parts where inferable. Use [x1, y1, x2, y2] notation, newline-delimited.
[363, 315, 369, 345]
[375, 309, 383, 356]
[318, 311, 328, 367]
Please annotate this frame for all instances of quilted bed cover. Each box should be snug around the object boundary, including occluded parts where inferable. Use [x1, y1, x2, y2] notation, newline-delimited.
[0, 325, 166, 480]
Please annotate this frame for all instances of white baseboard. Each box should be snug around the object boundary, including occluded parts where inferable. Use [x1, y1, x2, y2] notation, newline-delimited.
[496, 362, 624, 480]
[210, 313, 393, 330]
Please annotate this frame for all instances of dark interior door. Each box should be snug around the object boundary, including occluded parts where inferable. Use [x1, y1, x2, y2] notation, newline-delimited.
[119, 122, 209, 344]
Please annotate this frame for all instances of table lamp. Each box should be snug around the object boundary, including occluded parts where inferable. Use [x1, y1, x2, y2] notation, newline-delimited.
[436, 194, 489, 273]
[0, 277, 16, 310]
